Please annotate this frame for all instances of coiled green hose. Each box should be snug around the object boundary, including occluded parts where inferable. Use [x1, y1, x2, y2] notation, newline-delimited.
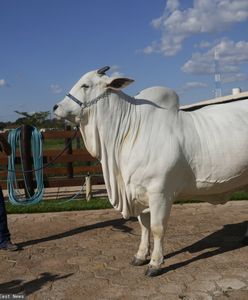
[7, 126, 44, 205]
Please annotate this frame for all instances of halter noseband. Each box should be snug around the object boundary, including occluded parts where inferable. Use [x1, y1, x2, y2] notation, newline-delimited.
[66, 93, 83, 106]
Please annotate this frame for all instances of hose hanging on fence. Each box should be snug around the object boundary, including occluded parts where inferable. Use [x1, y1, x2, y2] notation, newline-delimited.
[7, 126, 44, 205]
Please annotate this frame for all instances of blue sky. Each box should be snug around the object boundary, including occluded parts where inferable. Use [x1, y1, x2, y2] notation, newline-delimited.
[1, 0, 248, 121]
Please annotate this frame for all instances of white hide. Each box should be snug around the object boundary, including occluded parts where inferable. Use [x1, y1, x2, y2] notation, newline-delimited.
[54, 70, 248, 219]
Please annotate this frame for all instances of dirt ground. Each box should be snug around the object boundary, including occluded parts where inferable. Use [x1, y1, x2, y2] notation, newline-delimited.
[0, 201, 248, 300]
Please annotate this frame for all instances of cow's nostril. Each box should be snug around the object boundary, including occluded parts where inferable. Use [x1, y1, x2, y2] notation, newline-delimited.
[53, 104, 58, 111]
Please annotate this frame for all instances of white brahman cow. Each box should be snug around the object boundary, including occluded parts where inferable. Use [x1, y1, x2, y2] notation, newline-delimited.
[53, 66, 248, 276]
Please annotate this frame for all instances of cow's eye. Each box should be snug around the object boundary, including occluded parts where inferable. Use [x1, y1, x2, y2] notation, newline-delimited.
[81, 84, 89, 88]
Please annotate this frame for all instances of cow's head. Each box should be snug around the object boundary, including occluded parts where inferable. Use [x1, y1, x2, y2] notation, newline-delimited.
[53, 66, 134, 123]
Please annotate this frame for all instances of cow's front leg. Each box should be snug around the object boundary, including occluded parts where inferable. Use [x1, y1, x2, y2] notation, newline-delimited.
[145, 193, 173, 277]
[131, 212, 150, 266]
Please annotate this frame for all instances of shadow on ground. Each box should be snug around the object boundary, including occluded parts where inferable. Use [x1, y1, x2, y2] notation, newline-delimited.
[161, 221, 248, 275]
[0, 272, 73, 296]
[16, 216, 248, 278]
[17, 217, 137, 249]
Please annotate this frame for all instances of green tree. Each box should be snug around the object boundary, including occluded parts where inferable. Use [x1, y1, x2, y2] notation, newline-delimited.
[0, 121, 12, 130]
[14, 111, 50, 128]
[14, 111, 66, 129]
[0, 122, 6, 130]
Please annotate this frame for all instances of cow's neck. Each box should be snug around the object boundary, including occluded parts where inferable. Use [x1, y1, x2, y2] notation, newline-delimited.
[98, 91, 136, 157]
[79, 90, 136, 160]
[80, 90, 139, 218]
[79, 105, 101, 159]
[101, 91, 140, 217]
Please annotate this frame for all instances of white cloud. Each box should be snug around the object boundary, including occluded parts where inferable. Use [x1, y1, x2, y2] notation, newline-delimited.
[184, 81, 208, 89]
[182, 52, 213, 74]
[145, 0, 248, 56]
[50, 84, 62, 94]
[0, 79, 7, 87]
[143, 44, 156, 55]
[166, 0, 180, 12]
[178, 81, 208, 94]
[195, 40, 213, 49]
[182, 38, 248, 79]
[110, 65, 124, 77]
[221, 73, 248, 84]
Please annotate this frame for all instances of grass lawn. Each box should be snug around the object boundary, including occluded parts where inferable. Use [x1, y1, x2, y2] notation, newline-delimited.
[6, 197, 112, 214]
[5, 191, 248, 214]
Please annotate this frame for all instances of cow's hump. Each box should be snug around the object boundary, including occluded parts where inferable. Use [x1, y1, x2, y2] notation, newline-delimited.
[135, 86, 179, 110]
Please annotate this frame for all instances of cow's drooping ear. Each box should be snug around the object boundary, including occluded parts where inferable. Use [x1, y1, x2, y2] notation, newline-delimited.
[106, 78, 134, 90]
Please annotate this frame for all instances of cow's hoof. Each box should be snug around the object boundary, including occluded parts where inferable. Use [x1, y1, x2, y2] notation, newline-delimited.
[242, 236, 248, 245]
[145, 266, 162, 277]
[130, 257, 148, 266]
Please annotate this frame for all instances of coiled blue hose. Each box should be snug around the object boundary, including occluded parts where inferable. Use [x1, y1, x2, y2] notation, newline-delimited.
[7, 126, 44, 205]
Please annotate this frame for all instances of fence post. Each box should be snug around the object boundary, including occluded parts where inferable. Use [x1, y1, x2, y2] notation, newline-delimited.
[20, 124, 35, 197]
[65, 124, 73, 178]
[85, 175, 92, 201]
[76, 136, 81, 149]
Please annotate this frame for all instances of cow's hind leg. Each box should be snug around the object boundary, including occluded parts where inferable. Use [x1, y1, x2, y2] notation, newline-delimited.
[131, 212, 150, 266]
[145, 193, 173, 277]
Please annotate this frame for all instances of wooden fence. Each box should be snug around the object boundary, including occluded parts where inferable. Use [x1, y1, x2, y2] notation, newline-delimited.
[0, 128, 105, 198]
